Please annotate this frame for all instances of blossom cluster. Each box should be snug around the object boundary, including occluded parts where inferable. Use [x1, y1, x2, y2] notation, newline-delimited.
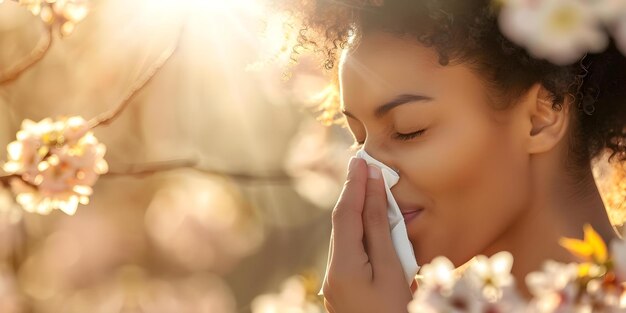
[409, 224, 626, 313]
[497, 0, 626, 65]
[252, 225, 626, 313]
[409, 251, 527, 313]
[2, 117, 108, 215]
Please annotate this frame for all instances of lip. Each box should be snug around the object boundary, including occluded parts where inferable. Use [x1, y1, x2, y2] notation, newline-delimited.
[401, 209, 423, 223]
[396, 200, 425, 224]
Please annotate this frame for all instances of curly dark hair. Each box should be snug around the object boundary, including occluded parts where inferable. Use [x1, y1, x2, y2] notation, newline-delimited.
[272, 0, 626, 170]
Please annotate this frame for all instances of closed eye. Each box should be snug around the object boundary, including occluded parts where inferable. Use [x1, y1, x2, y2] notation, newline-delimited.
[393, 129, 427, 141]
[349, 129, 427, 151]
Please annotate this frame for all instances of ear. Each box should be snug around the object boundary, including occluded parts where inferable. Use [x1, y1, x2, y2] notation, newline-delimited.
[525, 83, 571, 154]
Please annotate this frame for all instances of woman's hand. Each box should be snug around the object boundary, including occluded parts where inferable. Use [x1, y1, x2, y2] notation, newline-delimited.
[322, 157, 417, 313]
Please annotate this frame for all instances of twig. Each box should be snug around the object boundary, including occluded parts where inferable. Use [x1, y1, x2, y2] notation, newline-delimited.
[87, 23, 186, 129]
[0, 24, 53, 85]
[103, 159, 294, 184]
[0, 174, 18, 188]
[104, 158, 200, 177]
[193, 168, 293, 184]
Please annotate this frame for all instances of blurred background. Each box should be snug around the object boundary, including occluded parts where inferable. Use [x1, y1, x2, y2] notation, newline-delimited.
[0, 0, 623, 312]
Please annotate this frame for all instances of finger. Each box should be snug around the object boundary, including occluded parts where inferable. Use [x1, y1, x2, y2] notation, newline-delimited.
[363, 164, 400, 276]
[323, 298, 336, 313]
[330, 157, 369, 265]
[320, 229, 333, 292]
[326, 230, 333, 269]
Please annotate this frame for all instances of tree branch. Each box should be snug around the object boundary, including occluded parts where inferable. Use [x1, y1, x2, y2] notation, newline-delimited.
[104, 158, 199, 177]
[103, 159, 294, 184]
[0, 174, 18, 188]
[87, 23, 186, 129]
[0, 24, 53, 85]
[194, 168, 293, 184]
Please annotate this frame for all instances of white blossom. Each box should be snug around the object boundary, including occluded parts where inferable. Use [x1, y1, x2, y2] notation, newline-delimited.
[3, 117, 108, 215]
[409, 276, 486, 313]
[526, 260, 580, 312]
[464, 251, 516, 302]
[417, 256, 458, 292]
[612, 13, 626, 56]
[611, 237, 626, 283]
[583, 0, 626, 24]
[498, 0, 608, 65]
[251, 276, 322, 313]
[409, 252, 526, 313]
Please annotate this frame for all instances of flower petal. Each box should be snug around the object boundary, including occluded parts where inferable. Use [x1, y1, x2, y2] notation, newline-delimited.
[583, 223, 608, 263]
[559, 237, 593, 260]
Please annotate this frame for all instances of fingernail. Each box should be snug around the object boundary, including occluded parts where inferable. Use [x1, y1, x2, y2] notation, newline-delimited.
[368, 165, 381, 179]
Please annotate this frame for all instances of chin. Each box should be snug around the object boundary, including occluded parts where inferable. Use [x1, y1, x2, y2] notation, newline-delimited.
[410, 242, 436, 266]
[411, 241, 474, 268]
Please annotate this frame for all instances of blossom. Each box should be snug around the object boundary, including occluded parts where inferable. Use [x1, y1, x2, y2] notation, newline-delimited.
[498, 0, 608, 65]
[612, 13, 626, 56]
[611, 236, 626, 283]
[409, 252, 526, 313]
[409, 277, 486, 313]
[416, 256, 458, 292]
[16, 0, 89, 36]
[607, 230, 626, 307]
[464, 251, 516, 302]
[526, 260, 581, 312]
[2, 116, 108, 215]
[482, 285, 528, 313]
[582, 0, 626, 24]
[581, 277, 626, 312]
[251, 275, 323, 313]
[526, 225, 626, 312]
[284, 120, 354, 209]
[408, 256, 474, 313]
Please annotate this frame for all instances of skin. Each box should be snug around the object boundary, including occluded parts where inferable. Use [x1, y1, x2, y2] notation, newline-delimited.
[321, 32, 619, 312]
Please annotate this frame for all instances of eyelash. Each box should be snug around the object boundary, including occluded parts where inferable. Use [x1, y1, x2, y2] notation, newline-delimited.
[349, 129, 427, 151]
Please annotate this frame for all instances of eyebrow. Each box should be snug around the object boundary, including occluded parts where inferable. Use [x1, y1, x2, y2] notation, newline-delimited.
[342, 94, 433, 120]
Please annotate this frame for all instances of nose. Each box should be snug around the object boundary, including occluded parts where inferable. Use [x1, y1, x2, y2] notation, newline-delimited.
[360, 145, 400, 175]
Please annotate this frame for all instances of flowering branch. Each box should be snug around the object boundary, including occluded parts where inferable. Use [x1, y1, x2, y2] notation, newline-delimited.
[0, 24, 53, 85]
[0, 17, 186, 216]
[0, 7, 190, 216]
[87, 24, 186, 129]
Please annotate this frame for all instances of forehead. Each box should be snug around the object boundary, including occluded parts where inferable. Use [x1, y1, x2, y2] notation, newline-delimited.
[341, 32, 442, 72]
[338, 32, 492, 115]
[338, 32, 445, 109]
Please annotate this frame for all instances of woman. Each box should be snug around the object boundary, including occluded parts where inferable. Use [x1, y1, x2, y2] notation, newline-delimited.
[274, 0, 626, 311]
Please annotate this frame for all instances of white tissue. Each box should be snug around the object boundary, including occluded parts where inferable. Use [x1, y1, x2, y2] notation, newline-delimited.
[318, 149, 419, 296]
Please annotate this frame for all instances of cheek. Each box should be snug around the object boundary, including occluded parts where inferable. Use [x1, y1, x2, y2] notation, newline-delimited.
[404, 109, 531, 265]
[410, 110, 527, 194]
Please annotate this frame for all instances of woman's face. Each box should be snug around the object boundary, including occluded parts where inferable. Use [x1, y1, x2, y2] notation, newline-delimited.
[339, 32, 533, 267]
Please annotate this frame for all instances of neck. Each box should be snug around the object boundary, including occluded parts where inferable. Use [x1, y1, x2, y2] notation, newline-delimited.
[476, 158, 619, 300]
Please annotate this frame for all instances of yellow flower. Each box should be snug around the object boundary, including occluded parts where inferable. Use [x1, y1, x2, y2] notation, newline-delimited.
[559, 223, 608, 264]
